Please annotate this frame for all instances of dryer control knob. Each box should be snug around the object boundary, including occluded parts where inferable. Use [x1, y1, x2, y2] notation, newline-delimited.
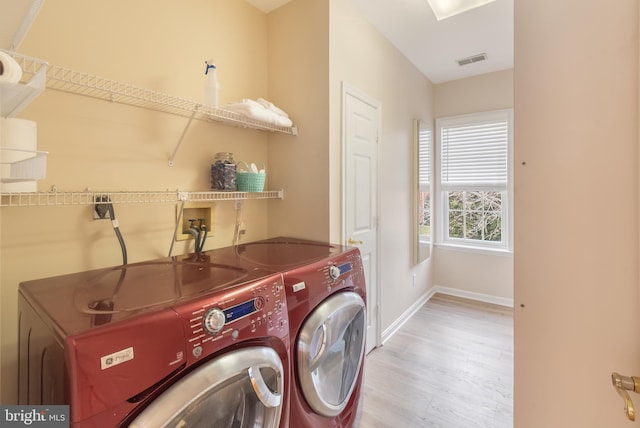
[203, 308, 226, 335]
[329, 265, 341, 281]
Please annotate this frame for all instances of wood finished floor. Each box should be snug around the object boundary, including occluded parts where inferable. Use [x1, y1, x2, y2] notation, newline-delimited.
[358, 293, 513, 428]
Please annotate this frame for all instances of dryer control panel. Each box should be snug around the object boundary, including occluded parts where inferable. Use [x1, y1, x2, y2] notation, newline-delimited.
[173, 273, 289, 364]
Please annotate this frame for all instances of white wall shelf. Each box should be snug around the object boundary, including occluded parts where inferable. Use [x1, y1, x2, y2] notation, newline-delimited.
[0, 67, 46, 118]
[2, 50, 298, 165]
[0, 189, 284, 207]
[0, 147, 48, 183]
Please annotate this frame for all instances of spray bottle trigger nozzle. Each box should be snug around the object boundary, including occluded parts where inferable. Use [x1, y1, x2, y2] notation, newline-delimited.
[205, 61, 216, 75]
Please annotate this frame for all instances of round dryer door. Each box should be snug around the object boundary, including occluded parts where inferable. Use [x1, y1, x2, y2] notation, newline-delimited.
[297, 291, 366, 417]
[129, 347, 284, 428]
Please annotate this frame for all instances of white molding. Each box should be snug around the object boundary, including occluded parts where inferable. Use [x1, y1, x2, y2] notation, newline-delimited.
[432, 285, 514, 308]
[434, 242, 513, 258]
[378, 285, 513, 348]
[381, 289, 434, 345]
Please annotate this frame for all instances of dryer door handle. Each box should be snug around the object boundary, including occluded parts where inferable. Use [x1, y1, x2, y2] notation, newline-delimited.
[248, 365, 282, 408]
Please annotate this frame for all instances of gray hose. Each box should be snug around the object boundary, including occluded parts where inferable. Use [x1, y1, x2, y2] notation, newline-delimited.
[199, 225, 208, 251]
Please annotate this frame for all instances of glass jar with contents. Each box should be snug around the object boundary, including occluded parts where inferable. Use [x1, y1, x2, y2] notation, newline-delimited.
[211, 152, 236, 191]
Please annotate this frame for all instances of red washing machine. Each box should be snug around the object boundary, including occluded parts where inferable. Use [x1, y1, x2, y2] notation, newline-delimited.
[211, 238, 367, 428]
[18, 253, 291, 428]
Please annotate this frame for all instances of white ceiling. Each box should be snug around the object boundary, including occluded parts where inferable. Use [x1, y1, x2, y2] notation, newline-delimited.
[245, 0, 513, 84]
[350, 0, 514, 84]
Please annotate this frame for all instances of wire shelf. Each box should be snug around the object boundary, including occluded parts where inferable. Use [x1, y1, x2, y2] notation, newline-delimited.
[5, 50, 298, 135]
[0, 189, 284, 207]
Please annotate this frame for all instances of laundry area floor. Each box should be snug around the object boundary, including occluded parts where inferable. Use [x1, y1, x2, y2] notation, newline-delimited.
[359, 294, 513, 428]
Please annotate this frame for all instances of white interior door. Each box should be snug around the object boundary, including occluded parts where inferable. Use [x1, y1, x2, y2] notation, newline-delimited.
[342, 83, 380, 354]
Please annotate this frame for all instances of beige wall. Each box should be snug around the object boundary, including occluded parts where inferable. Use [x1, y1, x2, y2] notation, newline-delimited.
[432, 70, 514, 303]
[0, 0, 281, 404]
[329, 0, 434, 334]
[434, 69, 513, 117]
[514, 0, 640, 426]
[266, 0, 331, 241]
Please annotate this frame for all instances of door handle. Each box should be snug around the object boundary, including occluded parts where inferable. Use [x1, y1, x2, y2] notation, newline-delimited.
[347, 237, 363, 245]
[611, 372, 640, 421]
[248, 365, 281, 408]
[308, 324, 328, 372]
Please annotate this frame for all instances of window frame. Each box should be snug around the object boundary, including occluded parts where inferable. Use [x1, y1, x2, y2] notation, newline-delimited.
[435, 109, 513, 252]
[417, 120, 432, 246]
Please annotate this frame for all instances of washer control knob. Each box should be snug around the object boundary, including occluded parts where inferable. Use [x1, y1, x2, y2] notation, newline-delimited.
[329, 265, 341, 281]
[203, 308, 226, 335]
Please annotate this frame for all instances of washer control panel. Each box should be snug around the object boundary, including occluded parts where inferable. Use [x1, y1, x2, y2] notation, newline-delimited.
[329, 262, 352, 281]
[174, 273, 289, 363]
[287, 248, 365, 297]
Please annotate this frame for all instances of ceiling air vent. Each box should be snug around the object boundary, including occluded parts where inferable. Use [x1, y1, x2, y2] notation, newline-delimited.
[457, 53, 488, 66]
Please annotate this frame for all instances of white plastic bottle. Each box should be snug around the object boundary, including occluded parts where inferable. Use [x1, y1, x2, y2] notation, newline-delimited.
[204, 60, 220, 108]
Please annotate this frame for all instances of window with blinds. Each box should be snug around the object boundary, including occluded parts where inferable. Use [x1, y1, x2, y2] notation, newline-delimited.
[436, 110, 512, 250]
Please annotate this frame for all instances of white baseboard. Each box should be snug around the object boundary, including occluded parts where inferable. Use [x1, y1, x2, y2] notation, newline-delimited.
[380, 289, 434, 345]
[379, 286, 513, 346]
[432, 285, 514, 308]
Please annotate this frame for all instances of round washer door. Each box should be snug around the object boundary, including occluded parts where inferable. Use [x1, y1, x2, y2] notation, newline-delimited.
[297, 291, 366, 417]
[129, 346, 284, 428]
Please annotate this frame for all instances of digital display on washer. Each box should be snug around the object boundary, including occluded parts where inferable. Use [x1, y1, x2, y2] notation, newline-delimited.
[224, 299, 257, 323]
[337, 263, 352, 275]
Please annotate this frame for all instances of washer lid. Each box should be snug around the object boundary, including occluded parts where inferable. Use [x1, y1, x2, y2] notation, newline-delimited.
[19, 253, 274, 334]
[296, 291, 366, 417]
[233, 237, 339, 269]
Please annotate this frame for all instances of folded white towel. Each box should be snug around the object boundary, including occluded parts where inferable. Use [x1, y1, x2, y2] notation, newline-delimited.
[257, 98, 289, 118]
[273, 114, 293, 128]
[222, 99, 293, 128]
[223, 99, 272, 122]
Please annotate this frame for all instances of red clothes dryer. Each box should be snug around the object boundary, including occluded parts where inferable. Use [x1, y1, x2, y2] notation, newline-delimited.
[211, 238, 367, 428]
[18, 253, 291, 428]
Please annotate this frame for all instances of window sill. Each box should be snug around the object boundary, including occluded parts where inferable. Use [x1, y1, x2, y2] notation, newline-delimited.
[434, 242, 513, 257]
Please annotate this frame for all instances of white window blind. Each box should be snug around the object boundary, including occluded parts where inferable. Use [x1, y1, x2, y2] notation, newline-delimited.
[418, 126, 431, 192]
[440, 114, 508, 190]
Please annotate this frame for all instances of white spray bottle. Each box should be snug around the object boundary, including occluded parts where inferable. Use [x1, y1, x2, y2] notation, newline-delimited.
[204, 60, 220, 108]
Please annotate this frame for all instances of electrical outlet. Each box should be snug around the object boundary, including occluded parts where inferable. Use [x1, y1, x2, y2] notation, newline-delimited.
[93, 196, 112, 220]
[412, 274, 417, 287]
